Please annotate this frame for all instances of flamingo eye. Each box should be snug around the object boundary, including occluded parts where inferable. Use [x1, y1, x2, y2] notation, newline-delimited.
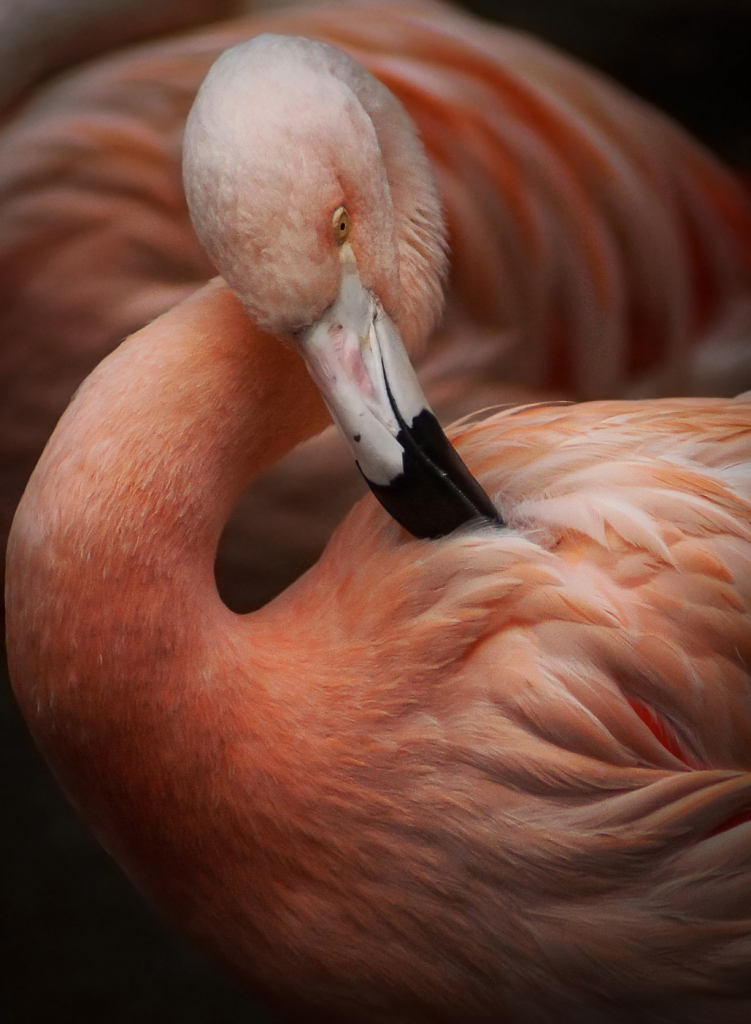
[332, 206, 351, 245]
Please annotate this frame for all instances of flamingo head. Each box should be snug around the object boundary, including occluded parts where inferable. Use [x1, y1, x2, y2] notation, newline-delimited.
[184, 34, 500, 537]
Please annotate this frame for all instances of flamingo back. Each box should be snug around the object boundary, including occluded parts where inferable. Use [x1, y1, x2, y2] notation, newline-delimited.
[235, 393, 751, 1020]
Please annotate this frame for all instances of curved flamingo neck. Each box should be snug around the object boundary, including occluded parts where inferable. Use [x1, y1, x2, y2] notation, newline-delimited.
[6, 280, 330, 793]
[12, 279, 329, 597]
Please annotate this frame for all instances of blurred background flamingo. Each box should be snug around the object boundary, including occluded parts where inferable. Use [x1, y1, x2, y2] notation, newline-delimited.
[2, 1, 751, 1021]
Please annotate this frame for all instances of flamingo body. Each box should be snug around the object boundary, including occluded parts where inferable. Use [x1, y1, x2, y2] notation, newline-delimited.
[7, 278, 751, 1022]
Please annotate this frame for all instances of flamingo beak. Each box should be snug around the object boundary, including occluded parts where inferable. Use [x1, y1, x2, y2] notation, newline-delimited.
[297, 246, 501, 538]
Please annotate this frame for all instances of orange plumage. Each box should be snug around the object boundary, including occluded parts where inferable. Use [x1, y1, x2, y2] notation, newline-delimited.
[5, 8, 751, 1021]
[8, 275, 751, 1021]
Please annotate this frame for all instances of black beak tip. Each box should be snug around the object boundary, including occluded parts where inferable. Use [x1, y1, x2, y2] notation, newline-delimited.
[360, 408, 504, 540]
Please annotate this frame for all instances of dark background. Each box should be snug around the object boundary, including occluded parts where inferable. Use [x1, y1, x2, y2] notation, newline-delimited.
[2, 1, 750, 1022]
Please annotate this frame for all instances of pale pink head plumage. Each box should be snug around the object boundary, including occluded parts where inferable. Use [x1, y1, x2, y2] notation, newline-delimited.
[184, 33, 447, 351]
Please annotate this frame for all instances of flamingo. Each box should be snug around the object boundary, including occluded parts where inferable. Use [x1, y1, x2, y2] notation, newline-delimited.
[2, 0, 751, 618]
[7, 34, 751, 1023]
